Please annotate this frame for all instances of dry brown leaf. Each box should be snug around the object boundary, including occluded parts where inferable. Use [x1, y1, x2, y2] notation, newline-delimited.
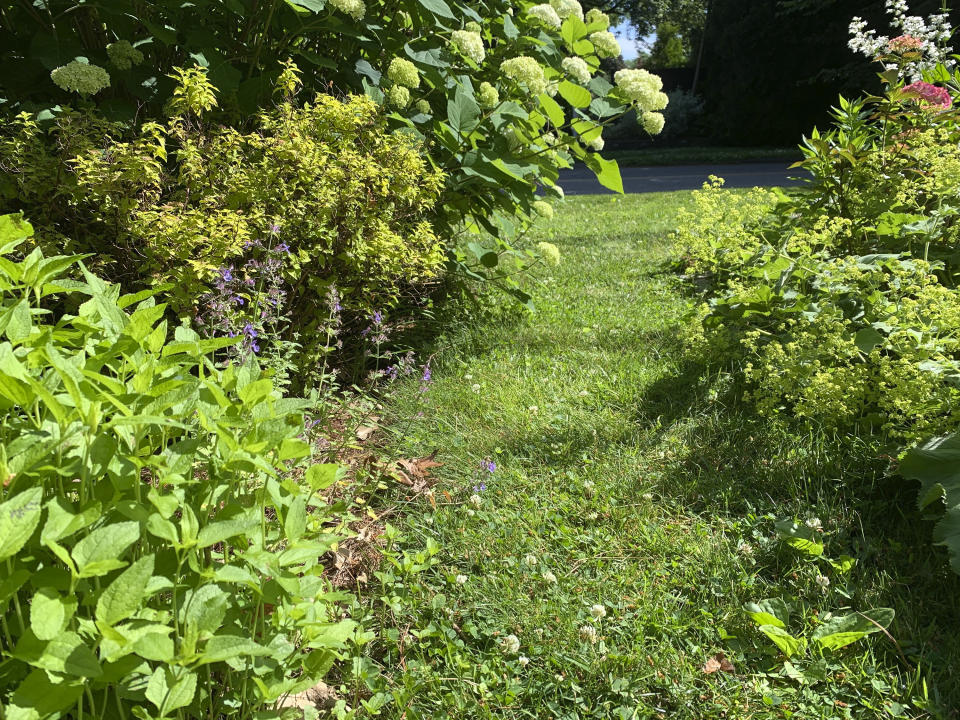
[356, 425, 377, 441]
[397, 452, 443, 479]
[702, 652, 736, 675]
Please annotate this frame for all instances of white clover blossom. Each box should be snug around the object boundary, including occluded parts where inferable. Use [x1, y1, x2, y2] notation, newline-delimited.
[590, 603, 606, 619]
[805, 517, 823, 531]
[501, 56, 548, 96]
[106, 40, 144, 70]
[329, 0, 366, 19]
[501, 634, 521, 653]
[451, 30, 485, 64]
[471, 382, 483, 392]
[518, 655, 530, 666]
[50, 61, 111, 96]
[641, 111, 665, 135]
[524, 553, 538, 567]
[585, 8, 609, 27]
[478, 81, 500, 108]
[528, 3, 562, 29]
[542, 570, 558, 583]
[815, 574, 831, 590]
[590, 31, 621, 59]
[550, 0, 584, 20]
[561, 56, 591, 85]
[388, 57, 420, 88]
[579, 624, 598, 643]
[642, 492, 654, 501]
[456, 574, 468, 585]
[583, 480, 595, 497]
[388, 84, 411, 108]
[532, 200, 554, 219]
[469, 493, 483, 508]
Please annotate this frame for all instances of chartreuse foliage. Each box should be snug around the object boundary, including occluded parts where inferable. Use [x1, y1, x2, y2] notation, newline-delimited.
[0, 214, 353, 719]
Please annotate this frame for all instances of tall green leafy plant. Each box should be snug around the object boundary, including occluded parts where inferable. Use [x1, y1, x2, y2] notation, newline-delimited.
[0, 213, 354, 718]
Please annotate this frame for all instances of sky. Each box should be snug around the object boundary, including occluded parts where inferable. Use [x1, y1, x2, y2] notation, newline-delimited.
[612, 21, 652, 62]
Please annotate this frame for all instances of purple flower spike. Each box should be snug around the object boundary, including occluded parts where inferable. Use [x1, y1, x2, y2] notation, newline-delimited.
[483, 460, 496, 473]
[269, 223, 281, 234]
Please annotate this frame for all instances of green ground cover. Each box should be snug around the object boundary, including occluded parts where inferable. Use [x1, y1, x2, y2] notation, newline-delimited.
[353, 192, 960, 719]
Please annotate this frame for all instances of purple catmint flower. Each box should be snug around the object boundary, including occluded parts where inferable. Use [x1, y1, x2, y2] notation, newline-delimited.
[274, 242, 290, 254]
[373, 311, 383, 325]
[221, 266, 234, 282]
[243, 323, 258, 338]
[483, 460, 496, 473]
[269, 223, 281, 234]
[474, 483, 487, 492]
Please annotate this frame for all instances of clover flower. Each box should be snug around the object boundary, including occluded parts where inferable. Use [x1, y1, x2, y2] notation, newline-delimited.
[815, 574, 831, 590]
[532, 200, 554, 219]
[641, 111, 665, 135]
[501, 56, 548, 96]
[469, 493, 483, 508]
[50, 61, 111, 96]
[524, 554, 538, 567]
[106, 40, 144, 70]
[451, 30, 485, 64]
[456, 574, 468, 585]
[590, 604, 606, 619]
[518, 655, 530, 666]
[900, 81, 952, 109]
[585, 8, 609, 27]
[805, 517, 823, 531]
[387, 57, 420, 88]
[561, 56, 591, 85]
[329, 0, 366, 19]
[542, 570, 558, 583]
[478, 81, 500, 109]
[550, 0, 584, 20]
[501, 634, 521, 654]
[579, 624, 598, 643]
[528, 3, 562, 29]
[642, 492, 654, 501]
[388, 85, 411, 108]
[583, 480, 596, 497]
[537, 241, 561, 266]
[590, 31, 621, 59]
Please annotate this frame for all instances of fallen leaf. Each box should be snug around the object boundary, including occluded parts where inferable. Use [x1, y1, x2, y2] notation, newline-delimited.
[356, 425, 377, 441]
[702, 652, 736, 674]
[397, 452, 443, 479]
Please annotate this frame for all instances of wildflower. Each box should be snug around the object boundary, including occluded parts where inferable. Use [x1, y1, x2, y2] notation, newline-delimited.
[477, 81, 500, 109]
[469, 494, 483, 508]
[537, 241, 561, 266]
[590, 31, 621, 59]
[456, 574, 468, 585]
[642, 492, 654, 501]
[529, 405, 539, 414]
[518, 655, 530, 666]
[888, 34, 924, 53]
[805, 517, 823, 531]
[737, 541, 754, 556]
[579, 624, 598, 643]
[583, 480, 595, 498]
[561, 56, 591, 85]
[815, 574, 831, 590]
[329, 0, 366, 19]
[387, 57, 420, 88]
[451, 30, 485, 64]
[106, 40, 144, 70]
[532, 200, 555, 219]
[542, 570, 558, 583]
[50, 61, 111, 96]
[550, 0, 583, 20]
[590, 603, 606, 619]
[528, 3, 562, 29]
[900, 81, 952, 109]
[483, 459, 496, 473]
[585, 8, 609, 27]
[464, 373, 473, 380]
[524, 554, 538, 567]
[587, 511, 599, 521]
[641, 111, 666, 136]
[388, 85, 411, 108]
[474, 482, 486, 492]
[501, 634, 521, 654]
[416, 99, 431, 114]
[501, 56, 548, 96]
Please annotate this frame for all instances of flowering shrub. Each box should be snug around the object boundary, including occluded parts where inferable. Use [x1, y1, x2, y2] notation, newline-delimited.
[0, 214, 353, 718]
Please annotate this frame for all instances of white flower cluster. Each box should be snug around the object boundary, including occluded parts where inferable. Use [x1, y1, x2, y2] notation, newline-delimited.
[329, 0, 365, 19]
[106, 40, 144, 70]
[528, 3, 562, 29]
[590, 31, 621, 59]
[561, 56, 591, 85]
[501, 56, 548, 96]
[849, 0, 954, 81]
[550, 0, 584, 21]
[614, 68, 669, 112]
[478, 81, 500, 108]
[451, 29, 485, 64]
[50, 61, 111, 96]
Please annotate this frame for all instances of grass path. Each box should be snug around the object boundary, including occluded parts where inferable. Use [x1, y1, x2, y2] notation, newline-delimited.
[353, 193, 960, 719]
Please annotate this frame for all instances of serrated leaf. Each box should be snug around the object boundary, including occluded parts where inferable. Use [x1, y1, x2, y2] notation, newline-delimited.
[179, 585, 229, 635]
[96, 554, 155, 626]
[305, 463, 339, 492]
[30, 588, 76, 640]
[72, 521, 139, 577]
[195, 634, 273, 665]
[13, 630, 102, 677]
[448, 86, 480, 136]
[146, 667, 197, 716]
[8, 670, 84, 719]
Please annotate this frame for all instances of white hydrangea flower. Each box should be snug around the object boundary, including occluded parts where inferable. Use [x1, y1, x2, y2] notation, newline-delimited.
[561, 56, 591, 85]
[532, 200, 554, 219]
[588, 135, 604, 151]
[106, 40, 144, 70]
[478, 81, 500, 108]
[451, 30, 485, 64]
[614, 68, 664, 109]
[585, 8, 609, 27]
[501, 56, 548, 96]
[641, 111, 665, 135]
[388, 84, 411, 108]
[329, 0, 366, 19]
[50, 61, 111, 96]
[528, 3, 562, 29]
[548, 184, 564, 199]
[550, 0, 583, 21]
[387, 57, 420, 88]
[590, 30, 621, 58]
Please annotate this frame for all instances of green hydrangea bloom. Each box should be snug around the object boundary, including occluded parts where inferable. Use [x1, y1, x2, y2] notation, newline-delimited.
[416, 99, 431, 114]
[50, 61, 111, 96]
[388, 84, 411, 108]
[329, 0, 366, 19]
[590, 31, 621, 59]
[585, 8, 609, 27]
[615, 68, 666, 110]
[388, 57, 420, 88]
[550, 0, 584, 20]
[537, 241, 562, 266]
[528, 3, 562, 29]
[561, 56, 591, 85]
[641, 111, 665, 135]
[501, 56, 547, 96]
[464, 21, 482, 33]
[106, 40, 144, 70]
[478, 82, 500, 109]
[532, 200, 554, 219]
[450, 30, 485, 64]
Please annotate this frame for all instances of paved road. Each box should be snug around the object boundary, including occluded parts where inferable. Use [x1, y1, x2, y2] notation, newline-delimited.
[558, 162, 809, 195]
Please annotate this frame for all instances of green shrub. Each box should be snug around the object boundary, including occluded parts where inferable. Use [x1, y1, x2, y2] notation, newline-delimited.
[0, 214, 353, 718]
[1, 71, 445, 378]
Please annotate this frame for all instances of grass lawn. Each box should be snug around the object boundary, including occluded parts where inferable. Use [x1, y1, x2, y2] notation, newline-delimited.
[606, 147, 801, 167]
[349, 192, 960, 719]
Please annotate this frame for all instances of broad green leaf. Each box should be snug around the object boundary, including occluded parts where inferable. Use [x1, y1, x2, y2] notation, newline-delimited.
[72, 521, 140, 577]
[0, 213, 33, 253]
[285, 0, 325, 10]
[42, 498, 101, 544]
[417, 0, 455, 19]
[744, 598, 790, 629]
[558, 80, 591, 108]
[195, 634, 273, 664]
[30, 588, 76, 640]
[758, 625, 805, 657]
[306, 619, 357, 649]
[8, 670, 83, 719]
[448, 86, 480, 136]
[811, 608, 894, 651]
[538, 93, 565, 127]
[854, 327, 884, 353]
[133, 630, 176, 662]
[96, 554, 155, 626]
[585, 153, 623, 194]
[146, 667, 198, 716]
[2, 300, 32, 342]
[0, 487, 43, 562]
[285, 496, 307, 541]
[774, 519, 824, 557]
[180, 585, 229, 635]
[197, 514, 257, 548]
[305, 463, 340, 492]
[13, 630, 102, 677]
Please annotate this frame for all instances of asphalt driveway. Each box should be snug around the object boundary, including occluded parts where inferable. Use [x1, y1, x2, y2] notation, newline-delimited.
[558, 162, 809, 195]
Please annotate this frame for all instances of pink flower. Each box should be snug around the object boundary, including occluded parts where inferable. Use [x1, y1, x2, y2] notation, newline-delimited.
[900, 81, 953, 110]
[888, 35, 924, 54]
